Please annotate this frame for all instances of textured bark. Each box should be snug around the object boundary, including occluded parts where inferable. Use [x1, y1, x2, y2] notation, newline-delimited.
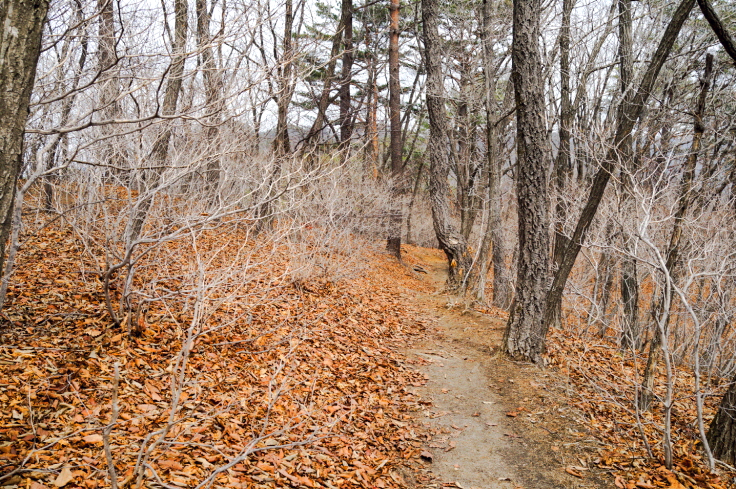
[502, 0, 550, 363]
[97, 0, 124, 175]
[543, 0, 695, 331]
[339, 0, 354, 145]
[696, 0, 736, 64]
[708, 375, 736, 465]
[617, 0, 641, 351]
[386, 0, 402, 260]
[548, 0, 574, 328]
[422, 0, 471, 288]
[0, 0, 50, 284]
[196, 0, 224, 191]
[274, 0, 294, 156]
[480, 0, 511, 308]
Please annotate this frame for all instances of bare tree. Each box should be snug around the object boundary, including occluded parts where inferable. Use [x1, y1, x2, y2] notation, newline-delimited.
[422, 0, 472, 288]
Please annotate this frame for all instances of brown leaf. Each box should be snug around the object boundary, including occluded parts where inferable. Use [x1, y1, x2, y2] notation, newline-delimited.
[53, 467, 74, 487]
[420, 450, 433, 462]
[564, 467, 583, 478]
[83, 434, 103, 444]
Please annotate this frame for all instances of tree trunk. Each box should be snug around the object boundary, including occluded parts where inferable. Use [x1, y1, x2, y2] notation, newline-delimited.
[274, 0, 294, 156]
[422, 0, 471, 289]
[502, 0, 551, 363]
[551, 0, 573, 270]
[548, 0, 574, 328]
[97, 0, 124, 178]
[543, 0, 695, 333]
[709, 376, 736, 465]
[479, 0, 511, 308]
[639, 53, 713, 411]
[0, 0, 50, 285]
[302, 18, 344, 147]
[696, 0, 736, 64]
[617, 0, 641, 350]
[386, 0, 402, 259]
[339, 0, 354, 146]
[196, 0, 224, 193]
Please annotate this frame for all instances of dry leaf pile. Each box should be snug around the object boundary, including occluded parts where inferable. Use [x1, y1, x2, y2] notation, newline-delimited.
[547, 328, 734, 489]
[0, 218, 433, 489]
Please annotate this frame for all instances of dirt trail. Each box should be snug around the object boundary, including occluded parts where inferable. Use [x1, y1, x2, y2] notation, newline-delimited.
[399, 247, 610, 489]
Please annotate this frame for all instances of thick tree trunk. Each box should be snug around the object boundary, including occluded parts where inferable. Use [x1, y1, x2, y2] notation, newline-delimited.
[422, 0, 472, 288]
[708, 375, 736, 465]
[542, 0, 695, 332]
[386, 0, 402, 260]
[0, 0, 50, 284]
[502, 0, 551, 363]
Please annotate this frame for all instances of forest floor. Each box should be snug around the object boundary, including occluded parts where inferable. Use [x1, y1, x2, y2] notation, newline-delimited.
[0, 216, 733, 489]
[398, 246, 610, 489]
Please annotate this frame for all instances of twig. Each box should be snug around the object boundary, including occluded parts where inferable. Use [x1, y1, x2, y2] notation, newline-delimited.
[103, 363, 120, 489]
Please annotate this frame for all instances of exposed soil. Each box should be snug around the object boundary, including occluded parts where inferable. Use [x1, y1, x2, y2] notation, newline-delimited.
[399, 246, 613, 489]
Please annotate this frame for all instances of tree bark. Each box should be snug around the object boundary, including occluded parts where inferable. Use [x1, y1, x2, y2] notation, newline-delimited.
[548, 0, 574, 327]
[274, 0, 294, 156]
[543, 0, 696, 335]
[386, 0, 402, 259]
[708, 375, 736, 465]
[617, 0, 641, 351]
[422, 0, 472, 288]
[502, 0, 551, 363]
[339, 0, 354, 146]
[696, 0, 736, 64]
[0, 0, 50, 285]
[196, 0, 224, 193]
[97, 0, 127, 179]
[479, 0, 511, 308]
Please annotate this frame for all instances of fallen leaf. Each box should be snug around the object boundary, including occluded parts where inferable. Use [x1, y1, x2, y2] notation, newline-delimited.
[83, 434, 103, 444]
[53, 467, 74, 487]
[565, 467, 583, 478]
